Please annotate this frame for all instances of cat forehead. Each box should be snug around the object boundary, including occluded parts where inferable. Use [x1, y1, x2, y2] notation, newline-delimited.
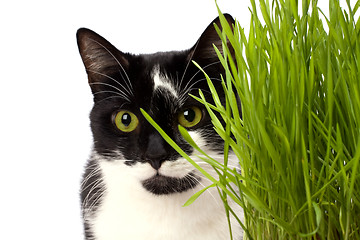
[151, 65, 179, 98]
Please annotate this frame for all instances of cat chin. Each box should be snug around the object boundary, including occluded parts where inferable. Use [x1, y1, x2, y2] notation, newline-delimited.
[141, 172, 200, 195]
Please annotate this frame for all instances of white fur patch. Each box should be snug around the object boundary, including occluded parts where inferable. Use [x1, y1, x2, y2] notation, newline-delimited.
[88, 132, 244, 240]
[152, 66, 178, 98]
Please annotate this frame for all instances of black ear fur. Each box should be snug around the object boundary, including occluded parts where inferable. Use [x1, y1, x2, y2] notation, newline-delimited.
[188, 14, 235, 63]
[76, 28, 130, 93]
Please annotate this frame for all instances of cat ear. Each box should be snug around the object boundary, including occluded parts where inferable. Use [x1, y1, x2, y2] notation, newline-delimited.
[76, 28, 129, 93]
[188, 14, 235, 63]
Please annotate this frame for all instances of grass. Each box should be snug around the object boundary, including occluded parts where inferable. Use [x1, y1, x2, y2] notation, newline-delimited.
[143, 0, 360, 239]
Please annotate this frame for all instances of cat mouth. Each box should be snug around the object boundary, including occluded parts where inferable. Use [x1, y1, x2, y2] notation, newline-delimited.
[141, 173, 200, 195]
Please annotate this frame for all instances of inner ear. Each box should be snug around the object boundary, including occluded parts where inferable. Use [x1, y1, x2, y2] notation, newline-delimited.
[76, 28, 130, 92]
[188, 14, 235, 63]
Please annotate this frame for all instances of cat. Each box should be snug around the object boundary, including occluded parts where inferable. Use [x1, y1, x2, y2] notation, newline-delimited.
[77, 14, 243, 240]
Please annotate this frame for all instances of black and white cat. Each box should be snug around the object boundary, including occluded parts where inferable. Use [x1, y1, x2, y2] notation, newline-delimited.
[77, 14, 243, 240]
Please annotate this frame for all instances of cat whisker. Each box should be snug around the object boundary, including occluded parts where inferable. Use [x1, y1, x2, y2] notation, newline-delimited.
[188, 156, 239, 171]
[82, 177, 104, 200]
[93, 90, 128, 99]
[188, 77, 222, 96]
[181, 77, 206, 95]
[81, 167, 102, 190]
[179, 40, 200, 91]
[94, 96, 130, 105]
[83, 185, 106, 218]
[190, 161, 209, 166]
[83, 194, 103, 216]
[193, 157, 239, 170]
[187, 174, 220, 207]
[90, 82, 131, 102]
[178, 42, 221, 90]
[82, 177, 105, 208]
[118, 69, 134, 95]
[87, 69, 133, 97]
[181, 76, 204, 99]
[88, 37, 132, 86]
[186, 61, 221, 87]
[179, 61, 221, 103]
[97, 151, 120, 159]
[193, 87, 213, 97]
[183, 174, 200, 196]
[175, 71, 180, 90]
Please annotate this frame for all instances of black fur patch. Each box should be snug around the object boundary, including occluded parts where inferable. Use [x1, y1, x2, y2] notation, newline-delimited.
[142, 173, 200, 195]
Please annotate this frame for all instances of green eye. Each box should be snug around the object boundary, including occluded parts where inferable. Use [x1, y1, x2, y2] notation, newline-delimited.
[114, 110, 139, 132]
[178, 106, 202, 128]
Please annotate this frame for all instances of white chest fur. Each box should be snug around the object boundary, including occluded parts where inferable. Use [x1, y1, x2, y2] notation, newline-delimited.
[89, 160, 243, 240]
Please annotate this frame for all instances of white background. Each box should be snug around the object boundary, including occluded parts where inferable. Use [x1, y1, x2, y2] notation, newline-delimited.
[0, 0, 351, 239]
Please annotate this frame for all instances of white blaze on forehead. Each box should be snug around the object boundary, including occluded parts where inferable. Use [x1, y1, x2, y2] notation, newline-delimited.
[152, 66, 178, 97]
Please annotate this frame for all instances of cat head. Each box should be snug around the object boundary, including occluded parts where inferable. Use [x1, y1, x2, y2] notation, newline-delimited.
[77, 14, 236, 195]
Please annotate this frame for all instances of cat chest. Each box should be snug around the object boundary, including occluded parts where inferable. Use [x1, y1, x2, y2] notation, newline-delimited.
[91, 180, 232, 240]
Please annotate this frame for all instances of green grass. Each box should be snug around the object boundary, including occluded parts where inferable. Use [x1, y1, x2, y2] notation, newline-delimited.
[143, 0, 360, 239]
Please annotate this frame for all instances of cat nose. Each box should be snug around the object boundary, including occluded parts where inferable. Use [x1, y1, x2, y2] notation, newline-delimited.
[144, 133, 168, 170]
[147, 158, 163, 170]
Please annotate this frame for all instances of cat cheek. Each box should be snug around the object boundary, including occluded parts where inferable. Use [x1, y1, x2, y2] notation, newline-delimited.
[159, 159, 193, 178]
[187, 130, 207, 148]
[129, 162, 157, 181]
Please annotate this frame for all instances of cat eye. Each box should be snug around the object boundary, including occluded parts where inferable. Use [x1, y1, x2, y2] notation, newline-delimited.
[114, 110, 139, 132]
[178, 106, 203, 128]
